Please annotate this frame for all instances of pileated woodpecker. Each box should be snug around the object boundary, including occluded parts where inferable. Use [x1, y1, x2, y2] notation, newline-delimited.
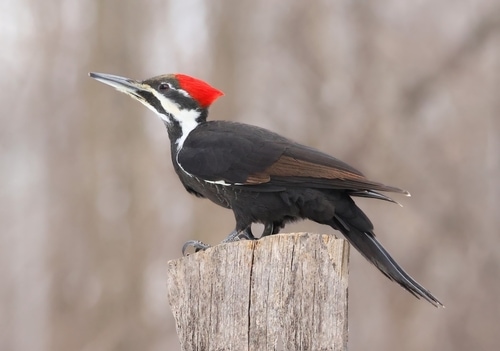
[89, 72, 442, 307]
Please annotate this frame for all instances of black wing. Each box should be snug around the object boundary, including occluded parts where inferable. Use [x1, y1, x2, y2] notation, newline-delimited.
[178, 121, 408, 194]
[177, 121, 287, 184]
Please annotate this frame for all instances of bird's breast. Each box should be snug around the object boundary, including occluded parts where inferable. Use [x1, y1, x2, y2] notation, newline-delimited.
[176, 169, 234, 209]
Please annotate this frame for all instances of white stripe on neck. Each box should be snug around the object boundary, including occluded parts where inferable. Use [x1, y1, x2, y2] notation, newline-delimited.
[148, 90, 201, 151]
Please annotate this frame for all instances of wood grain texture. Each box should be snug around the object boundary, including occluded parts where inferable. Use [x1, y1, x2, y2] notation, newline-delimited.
[166, 233, 349, 351]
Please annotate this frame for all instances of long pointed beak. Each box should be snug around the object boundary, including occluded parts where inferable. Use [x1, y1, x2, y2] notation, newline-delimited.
[89, 72, 170, 118]
[89, 72, 144, 95]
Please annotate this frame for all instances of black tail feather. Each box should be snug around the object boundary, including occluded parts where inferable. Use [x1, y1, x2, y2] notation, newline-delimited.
[338, 224, 443, 307]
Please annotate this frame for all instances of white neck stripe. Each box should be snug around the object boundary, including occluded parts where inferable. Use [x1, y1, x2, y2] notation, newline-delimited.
[148, 89, 201, 151]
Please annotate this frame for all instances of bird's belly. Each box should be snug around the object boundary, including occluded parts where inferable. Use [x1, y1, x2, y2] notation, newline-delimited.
[229, 190, 304, 224]
[180, 170, 340, 226]
[230, 188, 341, 226]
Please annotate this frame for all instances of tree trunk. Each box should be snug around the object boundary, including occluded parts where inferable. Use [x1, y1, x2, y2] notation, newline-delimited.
[166, 233, 349, 351]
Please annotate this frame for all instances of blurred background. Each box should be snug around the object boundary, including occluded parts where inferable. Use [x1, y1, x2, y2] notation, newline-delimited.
[1, 0, 499, 350]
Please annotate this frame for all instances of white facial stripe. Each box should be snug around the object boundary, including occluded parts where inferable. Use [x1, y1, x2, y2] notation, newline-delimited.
[177, 88, 190, 98]
[133, 94, 167, 117]
[148, 89, 201, 150]
[149, 89, 182, 121]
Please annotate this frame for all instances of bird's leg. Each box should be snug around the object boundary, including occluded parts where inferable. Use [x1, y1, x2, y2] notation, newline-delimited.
[221, 226, 255, 243]
[221, 229, 240, 243]
[261, 223, 275, 237]
[260, 221, 283, 237]
[240, 226, 256, 240]
[182, 226, 255, 256]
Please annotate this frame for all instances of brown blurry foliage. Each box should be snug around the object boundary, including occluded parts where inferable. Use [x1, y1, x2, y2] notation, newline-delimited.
[1, 1, 499, 350]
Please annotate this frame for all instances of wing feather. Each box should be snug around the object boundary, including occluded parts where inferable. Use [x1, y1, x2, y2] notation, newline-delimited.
[178, 121, 408, 195]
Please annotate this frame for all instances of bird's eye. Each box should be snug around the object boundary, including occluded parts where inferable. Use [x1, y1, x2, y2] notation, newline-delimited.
[158, 83, 170, 91]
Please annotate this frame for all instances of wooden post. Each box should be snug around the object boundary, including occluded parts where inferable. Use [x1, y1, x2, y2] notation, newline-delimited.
[166, 233, 349, 351]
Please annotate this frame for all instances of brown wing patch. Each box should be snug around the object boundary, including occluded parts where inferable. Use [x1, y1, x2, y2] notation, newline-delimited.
[244, 155, 366, 185]
[264, 155, 367, 181]
[243, 155, 408, 195]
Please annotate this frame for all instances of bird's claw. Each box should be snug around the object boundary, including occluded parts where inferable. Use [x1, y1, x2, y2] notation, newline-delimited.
[182, 227, 256, 256]
[182, 240, 211, 256]
[237, 229, 255, 240]
[222, 227, 255, 243]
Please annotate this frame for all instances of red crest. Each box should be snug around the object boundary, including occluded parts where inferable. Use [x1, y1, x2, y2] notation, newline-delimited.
[175, 74, 224, 108]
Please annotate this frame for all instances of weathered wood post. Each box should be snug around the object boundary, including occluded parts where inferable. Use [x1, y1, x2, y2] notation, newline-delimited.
[166, 232, 349, 351]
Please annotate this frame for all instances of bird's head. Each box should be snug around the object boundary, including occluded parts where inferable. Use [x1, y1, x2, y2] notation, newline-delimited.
[89, 72, 224, 128]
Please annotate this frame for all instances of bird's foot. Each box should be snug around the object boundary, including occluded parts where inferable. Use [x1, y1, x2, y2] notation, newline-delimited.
[181, 227, 255, 256]
[221, 227, 255, 243]
[182, 240, 211, 256]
